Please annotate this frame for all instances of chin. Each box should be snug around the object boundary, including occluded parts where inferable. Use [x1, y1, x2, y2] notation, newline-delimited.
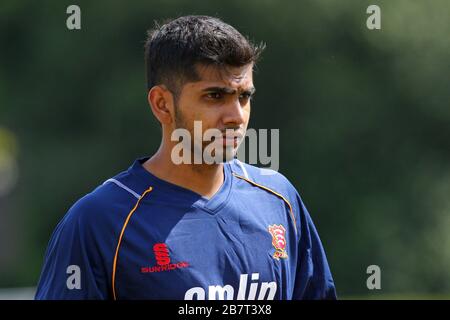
[205, 148, 236, 164]
[220, 147, 237, 163]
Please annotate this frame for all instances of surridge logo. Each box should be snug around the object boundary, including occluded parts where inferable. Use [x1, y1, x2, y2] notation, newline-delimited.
[141, 243, 189, 273]
[154, 243, 171, 265]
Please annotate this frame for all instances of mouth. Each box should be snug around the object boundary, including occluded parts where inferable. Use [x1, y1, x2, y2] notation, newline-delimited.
[222, 131, 244, 146]
[211, 132, 243, 148]
[220, 136, 238, 147]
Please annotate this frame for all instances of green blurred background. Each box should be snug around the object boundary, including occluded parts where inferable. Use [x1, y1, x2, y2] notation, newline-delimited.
[1, 0, 450, 299]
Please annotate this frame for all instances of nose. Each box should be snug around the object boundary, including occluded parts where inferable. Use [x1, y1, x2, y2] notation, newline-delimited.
[222, 98, 246, 127]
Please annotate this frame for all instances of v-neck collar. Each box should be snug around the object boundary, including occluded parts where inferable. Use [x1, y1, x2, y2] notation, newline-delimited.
[129, 157, 233, 215]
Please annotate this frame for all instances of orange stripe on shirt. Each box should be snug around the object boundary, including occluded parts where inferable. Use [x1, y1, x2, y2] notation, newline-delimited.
[111, 186, 153, 300]
[232, 172, 298, 235]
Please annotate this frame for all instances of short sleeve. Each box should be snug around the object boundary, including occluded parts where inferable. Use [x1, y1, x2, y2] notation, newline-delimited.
[35, 197, 110, 300]
[292, 193, 337, 300]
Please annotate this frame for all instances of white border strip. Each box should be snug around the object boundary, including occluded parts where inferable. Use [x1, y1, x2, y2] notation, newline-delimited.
[236, 159, 249, 179]
[103, 178, 140, 199]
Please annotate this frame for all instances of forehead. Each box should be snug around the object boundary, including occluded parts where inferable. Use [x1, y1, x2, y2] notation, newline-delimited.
[191, 63, 254, 89]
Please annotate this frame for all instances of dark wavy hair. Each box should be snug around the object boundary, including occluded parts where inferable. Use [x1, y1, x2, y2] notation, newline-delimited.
[144, 15, 265, 97]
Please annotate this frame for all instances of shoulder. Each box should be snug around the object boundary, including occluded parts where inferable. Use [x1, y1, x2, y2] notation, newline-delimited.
[60, 169, 146, 236]
[228, 159, 308, 238]
[228, 159, 300, 201]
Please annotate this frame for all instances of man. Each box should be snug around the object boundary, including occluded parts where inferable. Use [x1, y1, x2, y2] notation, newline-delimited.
[35, 15, 336, 300]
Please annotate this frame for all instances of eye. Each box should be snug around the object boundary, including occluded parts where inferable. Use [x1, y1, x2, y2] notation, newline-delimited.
[206, 92, 223, 100]
[239, 92, 253, 102]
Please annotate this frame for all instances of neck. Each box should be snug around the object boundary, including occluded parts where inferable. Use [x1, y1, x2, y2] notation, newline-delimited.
[143, 143, 225, 198]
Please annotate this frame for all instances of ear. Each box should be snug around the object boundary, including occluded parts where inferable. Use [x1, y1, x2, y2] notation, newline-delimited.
[147, 85, 174, 125]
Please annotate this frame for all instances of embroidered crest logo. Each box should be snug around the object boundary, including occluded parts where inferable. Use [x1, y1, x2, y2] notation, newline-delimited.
[268, 224, 288, 260]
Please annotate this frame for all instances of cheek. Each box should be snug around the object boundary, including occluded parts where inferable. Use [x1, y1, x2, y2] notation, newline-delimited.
[176, 101, 200, 125]
[194, 107, 221, 125]
[244, 104, 251, 115]
[243, 104, 251, 120]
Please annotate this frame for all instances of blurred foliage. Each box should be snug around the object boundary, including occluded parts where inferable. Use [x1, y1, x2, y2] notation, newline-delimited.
[1, 0, 450, 297]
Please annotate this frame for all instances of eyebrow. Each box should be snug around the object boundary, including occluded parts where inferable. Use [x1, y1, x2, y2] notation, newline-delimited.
[202, 86, 256, 95]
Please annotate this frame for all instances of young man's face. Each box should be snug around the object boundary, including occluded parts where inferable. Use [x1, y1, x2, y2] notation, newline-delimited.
[172, 63, 254, 163]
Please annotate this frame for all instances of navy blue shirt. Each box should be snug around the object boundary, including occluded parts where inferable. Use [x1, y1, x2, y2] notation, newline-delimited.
[35, 157, 336, 300]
